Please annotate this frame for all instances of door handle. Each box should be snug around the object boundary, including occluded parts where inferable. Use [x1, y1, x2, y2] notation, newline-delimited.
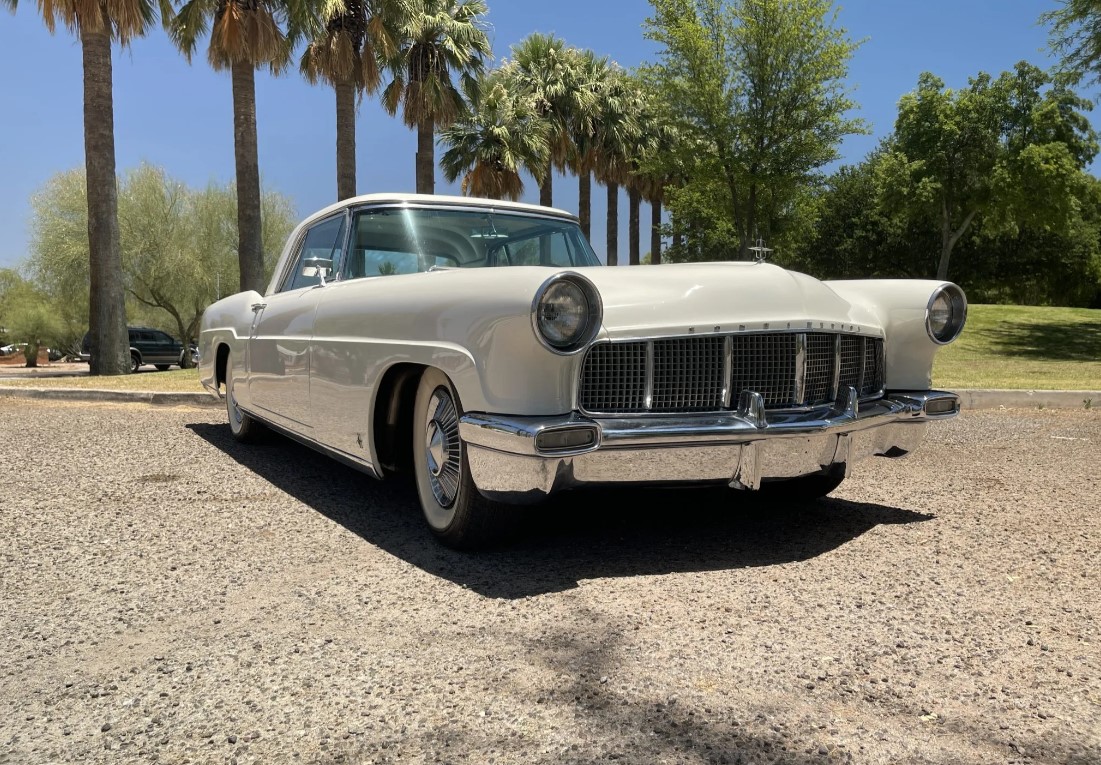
[251, 303, 267, 312]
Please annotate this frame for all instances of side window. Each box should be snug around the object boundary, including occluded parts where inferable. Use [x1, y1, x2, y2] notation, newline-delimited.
[500, 232, 574, 267]
[155, 332, 173, 345]
[282, 215, 346, 292]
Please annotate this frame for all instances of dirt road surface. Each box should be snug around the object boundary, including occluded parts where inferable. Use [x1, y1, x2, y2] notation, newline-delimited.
[1, 399, 1098, 764]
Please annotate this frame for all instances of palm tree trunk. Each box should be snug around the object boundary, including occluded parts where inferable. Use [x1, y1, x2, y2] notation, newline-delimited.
[540, 173, 552, 207]
[651, 198, 662, 265]
[578, 171, 591, 240]
[231, 61, 265, 294]
[416, 118, 435, 194]
[628, 187, 640, 265]
[335, 80, 357, 201]
[606, 182, 618, 267]
[81, 20, 129, 376]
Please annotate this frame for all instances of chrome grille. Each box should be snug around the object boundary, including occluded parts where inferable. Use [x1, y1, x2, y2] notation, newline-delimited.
[838, 335, 862, 392]
[578, 331, 886, 415]
[804, 333, 835, 405]
[862, 337, 885, 396]
[577, 342, 647, 413]
[731, 334, 796, 407]
[652, 336, 726, 411]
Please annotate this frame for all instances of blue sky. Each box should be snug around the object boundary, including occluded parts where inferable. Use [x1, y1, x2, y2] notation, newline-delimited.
[0, 0, 1085, 269]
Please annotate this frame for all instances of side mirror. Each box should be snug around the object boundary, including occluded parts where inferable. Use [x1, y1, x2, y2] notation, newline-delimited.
[301, 256, 333, 284]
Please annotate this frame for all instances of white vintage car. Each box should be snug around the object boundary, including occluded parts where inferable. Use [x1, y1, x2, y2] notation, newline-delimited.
[198, 194, 966, 547]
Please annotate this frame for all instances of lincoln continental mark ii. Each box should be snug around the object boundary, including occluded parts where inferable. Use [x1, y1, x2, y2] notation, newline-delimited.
[198, 194, 966, 547]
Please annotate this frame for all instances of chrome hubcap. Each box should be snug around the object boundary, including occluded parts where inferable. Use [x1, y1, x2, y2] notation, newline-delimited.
[424, 389, 461, 507]
[427, 421, 447, 477]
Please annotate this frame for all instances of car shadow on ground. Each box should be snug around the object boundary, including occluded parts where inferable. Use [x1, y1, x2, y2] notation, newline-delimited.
[188, 423, 932, 598]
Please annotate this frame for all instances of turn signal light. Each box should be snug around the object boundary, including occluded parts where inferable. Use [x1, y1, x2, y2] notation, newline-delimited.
[536, 426, 597, 453]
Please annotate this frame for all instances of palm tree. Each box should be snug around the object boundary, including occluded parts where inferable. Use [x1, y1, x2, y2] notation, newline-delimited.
[301, 0, 398, 201]
[569, 49, 611, 241]
[5, 0, 166, 375]
[170, 0, 304, 293]
[506, 34, 596, 208]
[439, 68, 550, 200]
[591, 65, 642, 266]
[381, 0, 490, 195]
[627, 87, 675, 265]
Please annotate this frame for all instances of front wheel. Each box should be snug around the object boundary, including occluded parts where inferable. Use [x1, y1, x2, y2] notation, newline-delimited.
[225, 356, 264, 443]
[412, 368, 509, 549]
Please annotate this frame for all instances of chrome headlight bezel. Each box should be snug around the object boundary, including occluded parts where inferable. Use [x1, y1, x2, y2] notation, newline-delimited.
[925, 283, 968, 345]
[531, 272, 603, 355]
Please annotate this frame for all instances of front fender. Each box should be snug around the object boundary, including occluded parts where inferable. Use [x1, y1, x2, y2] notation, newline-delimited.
[825, 279, 961, 390]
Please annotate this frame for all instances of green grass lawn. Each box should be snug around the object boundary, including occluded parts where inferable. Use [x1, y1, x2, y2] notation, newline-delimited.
[0, 367, 205, 392]
[934, 304, 1101, 389]
[1, 304, 1098, 393]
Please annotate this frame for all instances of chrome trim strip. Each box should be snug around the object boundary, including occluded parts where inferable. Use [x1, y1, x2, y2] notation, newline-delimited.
[793, 333, 807, 406]
[349, 200, 579, 223]
[721, 335, 733, 408]
[590, 326, 881, 343]
[858, 336, 868, 393]
[830, 334, 841, 401]
[643, 340, 654, 410]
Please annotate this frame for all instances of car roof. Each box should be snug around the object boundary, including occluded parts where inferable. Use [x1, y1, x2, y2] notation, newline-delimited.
[298, 193, 578, 231]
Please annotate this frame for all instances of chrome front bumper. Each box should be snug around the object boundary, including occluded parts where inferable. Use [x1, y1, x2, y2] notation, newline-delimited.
[458, 390, 960, 504]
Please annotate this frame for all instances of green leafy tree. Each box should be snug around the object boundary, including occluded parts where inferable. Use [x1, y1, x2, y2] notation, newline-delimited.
[790, 152, 937, 279]
[28, 170, 95, 350]
[644, 0, 863, 259]
[301, 0, 399, 200]
[4, 0, 171, 374]
[0, 272, 64, 367]
[1043, 0, 1101, 90]
[28, 166, 296, 359]
[381, 0, 491, 194]
[439, 67, 550, 200]
[878, 62, 1098, 280]
[170, 0, 305, 294]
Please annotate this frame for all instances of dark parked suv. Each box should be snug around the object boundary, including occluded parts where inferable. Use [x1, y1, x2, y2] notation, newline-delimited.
[81, 327, 190, 373]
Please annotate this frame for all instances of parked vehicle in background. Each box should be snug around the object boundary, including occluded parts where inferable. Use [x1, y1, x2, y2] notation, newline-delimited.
[81, 327, 192, 372]
[198, 194, 967, 549]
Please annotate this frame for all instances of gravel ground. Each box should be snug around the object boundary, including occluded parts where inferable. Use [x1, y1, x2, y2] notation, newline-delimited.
[1, 399, 1098, 765]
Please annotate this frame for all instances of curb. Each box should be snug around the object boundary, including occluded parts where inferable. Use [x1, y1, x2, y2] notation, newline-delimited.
[0, 386, 1097, 411]
[955, 389, 1101, 411]
[0, 387, 220, 408]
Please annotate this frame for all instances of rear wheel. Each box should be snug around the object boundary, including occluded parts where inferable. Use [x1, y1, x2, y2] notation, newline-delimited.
[225, 355, 264, 442]
[129, 353, 140, 373]
[412, 368, 508, 549]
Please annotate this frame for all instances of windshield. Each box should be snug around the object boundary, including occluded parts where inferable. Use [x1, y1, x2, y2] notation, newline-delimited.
[341, 206, 600, 279]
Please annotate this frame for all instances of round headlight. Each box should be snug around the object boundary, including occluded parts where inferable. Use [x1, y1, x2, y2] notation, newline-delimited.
[926, 283, 967, 344]
[532, 273, 602, 353]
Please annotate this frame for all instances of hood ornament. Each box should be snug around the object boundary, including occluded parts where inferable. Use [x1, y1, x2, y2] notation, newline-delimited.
[748, 237, 772, 264]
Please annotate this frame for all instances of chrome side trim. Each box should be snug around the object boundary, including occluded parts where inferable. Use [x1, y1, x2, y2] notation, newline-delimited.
[239, 407, 381, 479]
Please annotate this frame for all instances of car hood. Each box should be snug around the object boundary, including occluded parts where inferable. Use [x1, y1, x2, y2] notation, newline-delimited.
[576, 263, 883, 340]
